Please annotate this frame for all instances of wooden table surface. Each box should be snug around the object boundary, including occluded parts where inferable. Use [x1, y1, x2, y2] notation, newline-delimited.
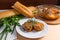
[17, 25, 60, 40]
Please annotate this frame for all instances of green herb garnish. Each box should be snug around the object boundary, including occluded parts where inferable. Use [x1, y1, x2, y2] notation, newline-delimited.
[0, 15, 24, 40]
[28, 19, 37, 27]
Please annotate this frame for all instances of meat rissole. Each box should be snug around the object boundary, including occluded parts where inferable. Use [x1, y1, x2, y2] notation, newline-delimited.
[22, 20, 44, 32]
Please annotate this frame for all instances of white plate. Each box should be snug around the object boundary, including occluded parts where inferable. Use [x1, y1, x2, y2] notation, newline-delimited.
[16, 18, 48, 38]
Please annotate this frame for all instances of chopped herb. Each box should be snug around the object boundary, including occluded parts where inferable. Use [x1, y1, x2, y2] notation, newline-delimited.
[28, 19, 37, 27]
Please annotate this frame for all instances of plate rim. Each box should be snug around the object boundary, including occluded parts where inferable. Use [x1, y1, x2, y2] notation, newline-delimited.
[16, 18, 48, 38]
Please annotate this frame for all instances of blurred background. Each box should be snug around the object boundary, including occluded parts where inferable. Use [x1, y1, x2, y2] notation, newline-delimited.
[0, 0, 60, 9]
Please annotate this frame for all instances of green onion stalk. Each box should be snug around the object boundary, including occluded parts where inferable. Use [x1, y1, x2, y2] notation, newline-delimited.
[0, 15, 24, 40]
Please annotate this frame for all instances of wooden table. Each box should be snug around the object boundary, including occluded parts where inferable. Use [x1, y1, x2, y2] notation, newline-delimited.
[17, 25, 60, 40]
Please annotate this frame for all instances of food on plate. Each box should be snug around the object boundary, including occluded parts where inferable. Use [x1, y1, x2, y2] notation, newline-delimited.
[43, 13, 59, 20]
[16, 19, 48, 38]
[22, 20, 44, 32]
[34, 22, 44, 31]
[36, 5, 60, 20]
[12, 1, 34, 18]
[22, 22, 33, 32]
